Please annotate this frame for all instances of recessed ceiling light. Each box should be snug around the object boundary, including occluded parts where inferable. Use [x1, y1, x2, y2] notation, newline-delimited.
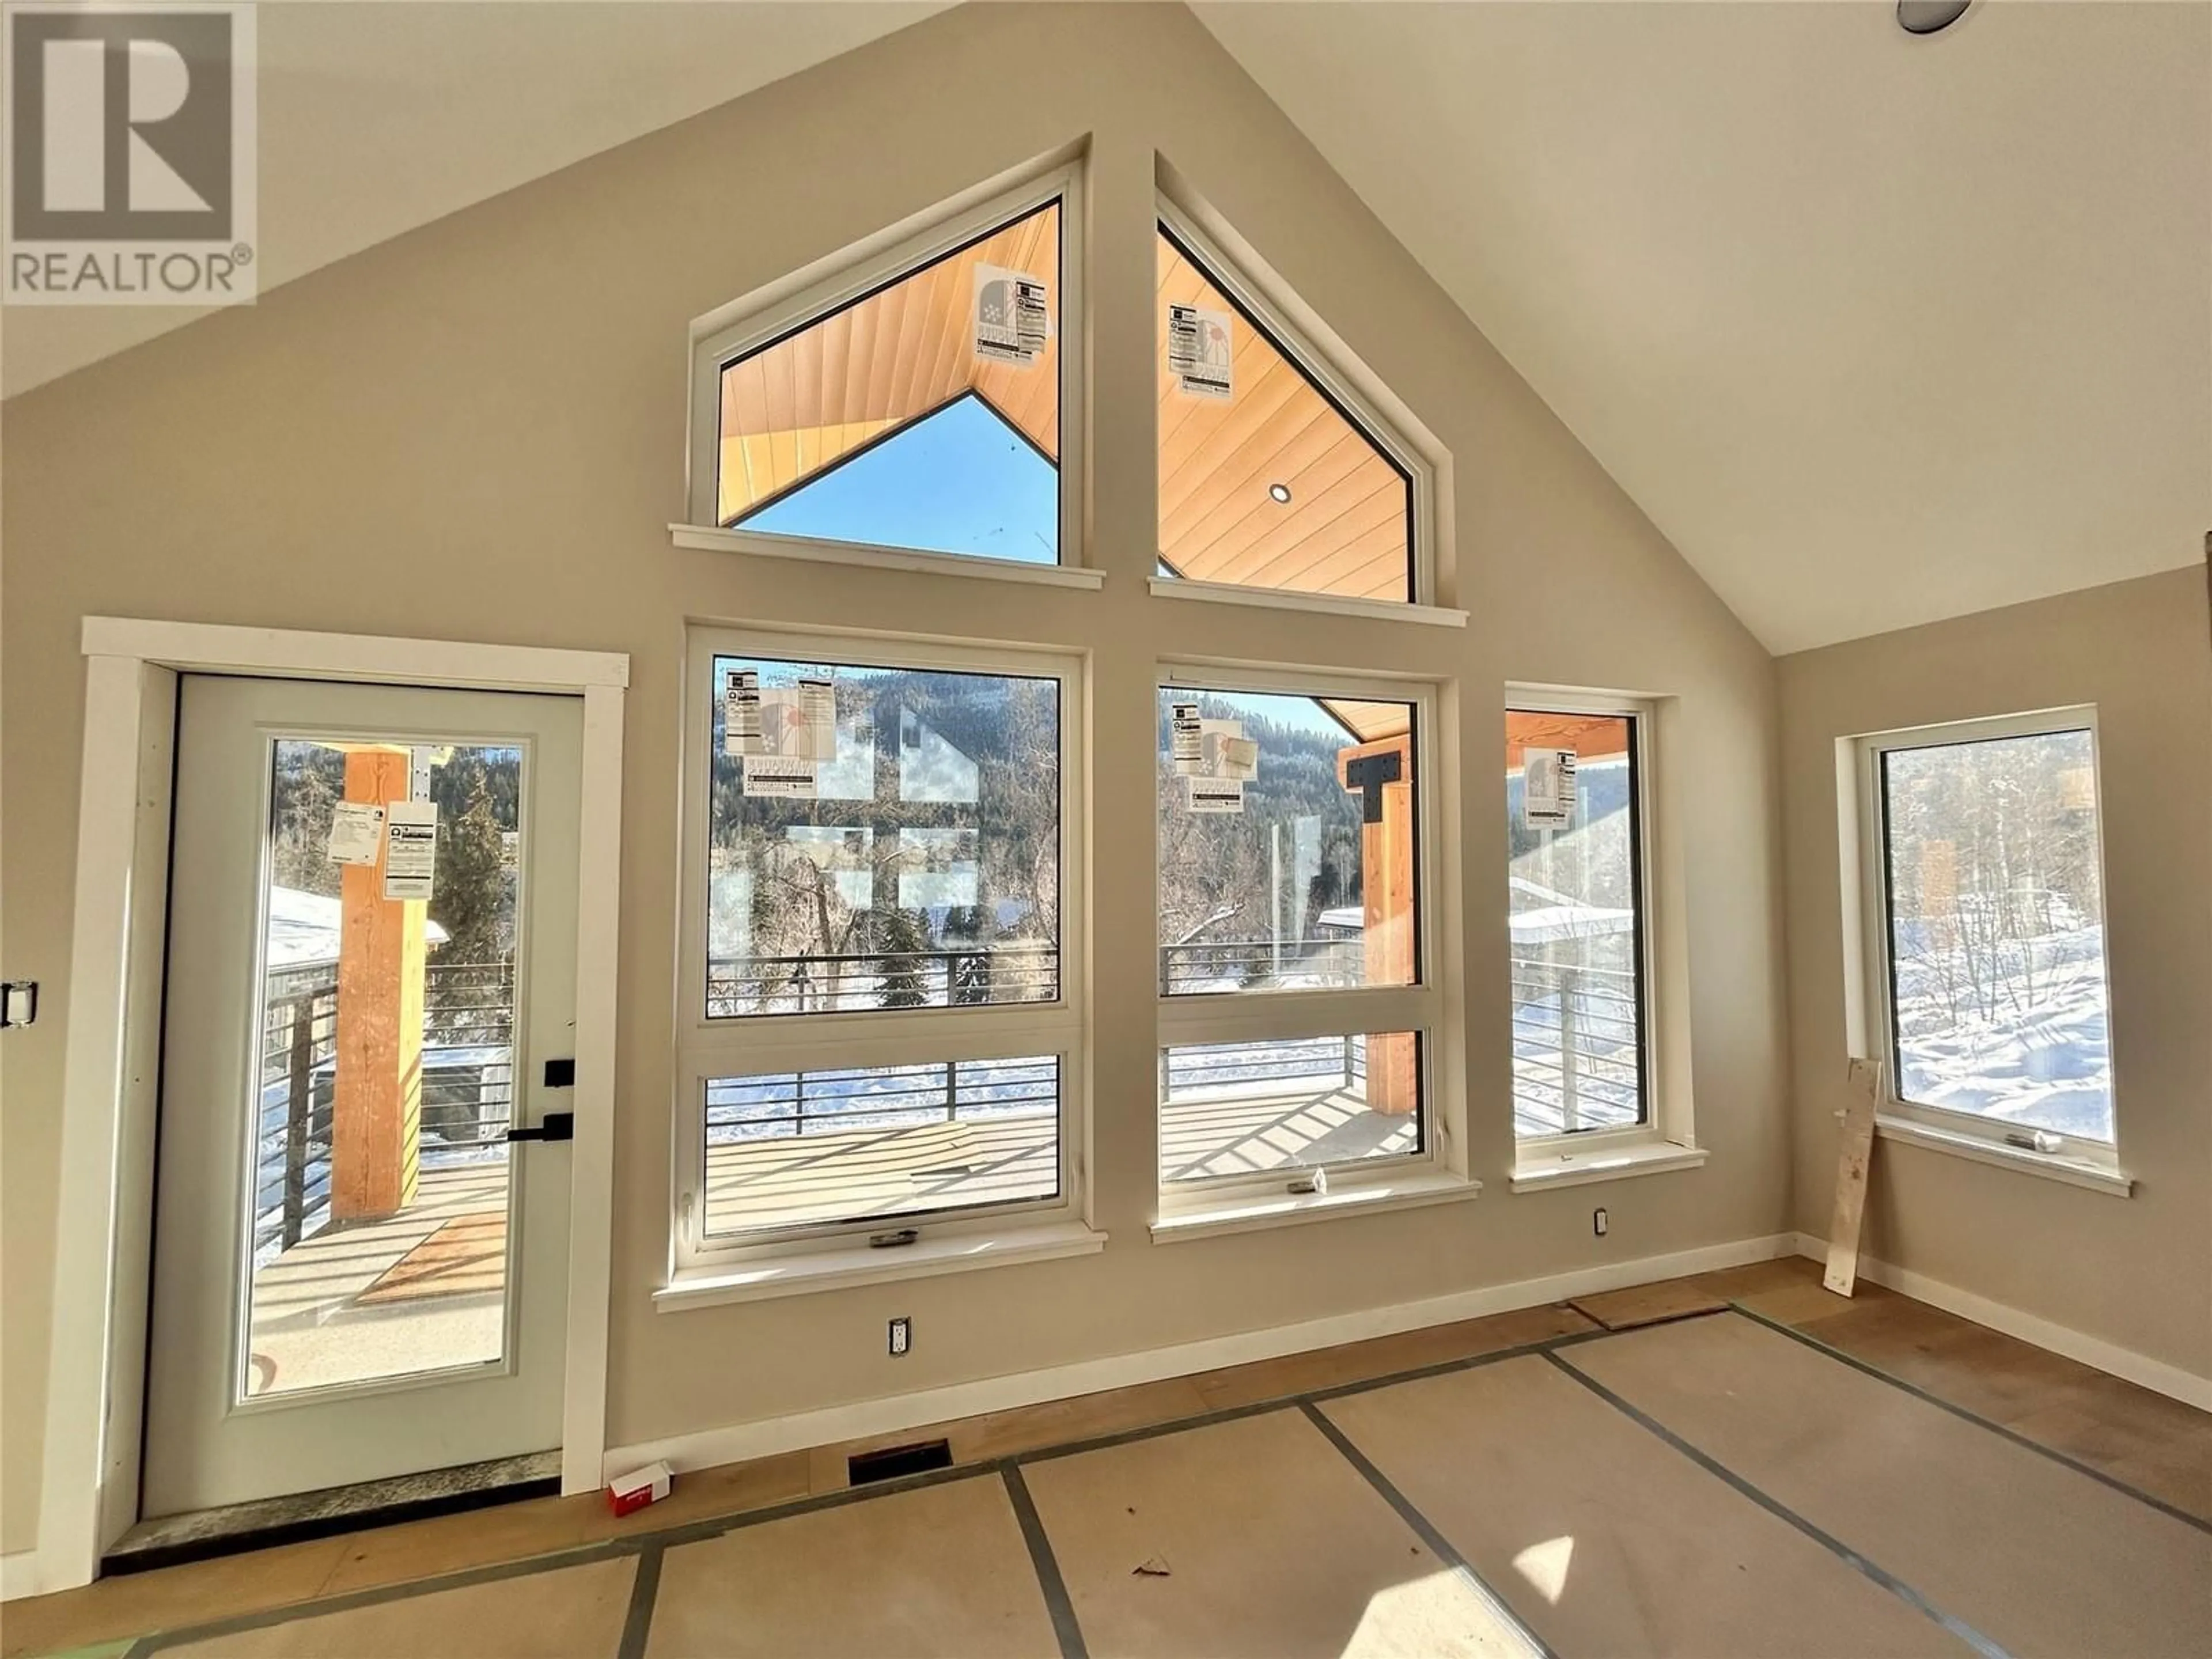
[1268, 483, 1293, 504]
[1897, 1, 1971, 35]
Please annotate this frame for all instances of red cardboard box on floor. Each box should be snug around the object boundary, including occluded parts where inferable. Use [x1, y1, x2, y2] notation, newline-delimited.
[607, 1460, 673, 1517]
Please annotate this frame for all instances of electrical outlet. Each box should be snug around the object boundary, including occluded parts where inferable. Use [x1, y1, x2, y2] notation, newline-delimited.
[1593, 1207, 1608, 1237]
[888, 1316, 911, 1357]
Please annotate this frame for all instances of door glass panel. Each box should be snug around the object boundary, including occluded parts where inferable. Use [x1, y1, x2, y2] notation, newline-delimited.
[245, 737, 524, 1399]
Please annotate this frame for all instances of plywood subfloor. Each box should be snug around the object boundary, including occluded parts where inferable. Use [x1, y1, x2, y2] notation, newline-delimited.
[160, 1556, 633, 1658]
[1020, 1407, 1534, 1658]
[646, 1476, 1055, 1659]
[1565, 1279, 1728, 1331]
[13, 1256, 2206, 1659]
[1321, 1354, 1964, 1656]
[1563, 1313, 2212, 1658]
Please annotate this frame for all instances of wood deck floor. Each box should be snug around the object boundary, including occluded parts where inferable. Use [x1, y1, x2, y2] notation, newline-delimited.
[702, 1081, 1419, 1236]
[247, 1162, 509, 1397]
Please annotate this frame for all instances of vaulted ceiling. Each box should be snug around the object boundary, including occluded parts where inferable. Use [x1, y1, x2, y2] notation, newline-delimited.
[6, 2, 2203, 653]
[1195, 1, 2210, 652]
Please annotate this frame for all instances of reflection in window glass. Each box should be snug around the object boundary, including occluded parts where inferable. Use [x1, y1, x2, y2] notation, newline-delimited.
[718, 202, 1061, 563]
[1881, 729, 2113, 1142]
[1154, 225, 1412, 603]
[704, 1056, 1060, 1236]
[709, 656, 1060, 1016]
[1506, 711, 1646, 1138]
[1156, 687, 1417, 997]
[1159, 1034, 1421, 1184]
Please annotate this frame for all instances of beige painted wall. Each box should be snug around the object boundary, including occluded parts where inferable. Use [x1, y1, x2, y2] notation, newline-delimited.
[1779, 567, 2212, 1378]
[0, 3, 1789, 1555]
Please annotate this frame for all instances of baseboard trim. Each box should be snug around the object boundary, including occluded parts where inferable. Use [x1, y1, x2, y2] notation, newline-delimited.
[1791, 1233, 2212, 1411]
[606, 1232, 1799, 1478]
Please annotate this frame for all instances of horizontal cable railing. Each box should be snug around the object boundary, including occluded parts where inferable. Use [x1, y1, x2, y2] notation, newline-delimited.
[1163, 1033, 1366, 1097]
[707, 948, 1059, 1016]
[1509, 955, 1642, 1135]
[252, 961, 517, 1263]
[706, 1055, 1060, 1143]
[1157, 936, 1363, 995]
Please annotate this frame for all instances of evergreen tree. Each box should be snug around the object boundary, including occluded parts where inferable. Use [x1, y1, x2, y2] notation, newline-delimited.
[872, 906, 931, 1008]
[430, 765, 507, 968]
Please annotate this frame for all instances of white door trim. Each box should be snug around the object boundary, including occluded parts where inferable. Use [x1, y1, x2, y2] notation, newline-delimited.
[35, 618, 628, 1597]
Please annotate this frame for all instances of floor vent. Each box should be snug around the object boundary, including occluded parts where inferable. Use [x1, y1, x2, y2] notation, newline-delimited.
[848, 1438, 953, 1486]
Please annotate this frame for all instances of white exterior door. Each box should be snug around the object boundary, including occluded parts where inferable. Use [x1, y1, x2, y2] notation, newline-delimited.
[143, 675, 582, 1516]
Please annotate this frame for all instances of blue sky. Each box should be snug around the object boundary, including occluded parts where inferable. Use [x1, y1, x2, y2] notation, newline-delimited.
[745, 396, 1058, 563]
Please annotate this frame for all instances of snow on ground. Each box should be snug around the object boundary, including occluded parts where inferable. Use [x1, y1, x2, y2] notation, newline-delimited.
[1891, 925, 2113, 1142]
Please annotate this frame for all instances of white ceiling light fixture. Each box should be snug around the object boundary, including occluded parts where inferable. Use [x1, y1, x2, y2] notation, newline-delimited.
[1897, 1, 1972, 36]
[1268, 482, 1294, 504]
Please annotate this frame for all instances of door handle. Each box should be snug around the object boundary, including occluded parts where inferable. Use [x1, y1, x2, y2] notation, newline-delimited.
[506, 1111, 574, 1144]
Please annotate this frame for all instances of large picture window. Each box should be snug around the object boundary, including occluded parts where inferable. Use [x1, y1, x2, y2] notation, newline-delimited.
[1154, 670, 1438, 1199]
[677, 630, 1084, 1257]
[1505, 706, 1649, 1142]
[1862, 712, 2115, 1152]
[703, 653, 1061, 1016]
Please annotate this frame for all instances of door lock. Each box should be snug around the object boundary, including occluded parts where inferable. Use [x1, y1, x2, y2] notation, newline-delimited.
[506, 1111, 574, 1144]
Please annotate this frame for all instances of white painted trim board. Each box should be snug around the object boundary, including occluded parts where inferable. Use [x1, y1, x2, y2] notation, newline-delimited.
[606, 1232, 1800, 1478]
[1791, 1234, 2211, 1411]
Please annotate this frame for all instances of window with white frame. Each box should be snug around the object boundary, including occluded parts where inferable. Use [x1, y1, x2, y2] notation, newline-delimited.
[1505, 703, 1651, 1144]
[676, 628, 1084, 1254]
[1858, 710, 2116, 1153]
[687, 167, 1080, 569]
[1153, 209, 1425, 606]
[1155, 669, 1440, 1192]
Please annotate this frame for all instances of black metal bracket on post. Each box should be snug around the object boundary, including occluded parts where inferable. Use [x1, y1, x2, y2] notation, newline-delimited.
[506, 1111, 574, 1144]
[1343, 752, 1401, 824]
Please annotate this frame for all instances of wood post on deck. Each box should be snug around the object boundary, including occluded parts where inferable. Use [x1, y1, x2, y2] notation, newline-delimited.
[1339, 736, 1418, 1115]
[331, 747, 425, 1221]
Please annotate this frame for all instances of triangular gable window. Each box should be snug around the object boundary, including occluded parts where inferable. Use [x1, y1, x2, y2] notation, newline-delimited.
[1156, 222, 1415, 604]
[715, 200, 1062, 563]
[745, 395, 1057, 564]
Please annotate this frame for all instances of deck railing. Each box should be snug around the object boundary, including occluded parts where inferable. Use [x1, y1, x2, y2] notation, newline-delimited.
[1508, 955, 1642, 1134]
[253, 961, 516, 1260]
[704, 1055, 1060, 1143]
[706, 946, 1059, 1015]
[1156, 935, 1362, 995]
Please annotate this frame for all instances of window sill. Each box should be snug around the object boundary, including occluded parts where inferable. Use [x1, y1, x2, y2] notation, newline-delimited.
[1150, 1171, 1480, 1244]
[1874, 1115, 2133, 1198]
[654, 1220, 1108, 1310]
[1146, 576, 1467, 628]
[670, 524, 1106, 590]
[1508, 1141, 1707, 1194]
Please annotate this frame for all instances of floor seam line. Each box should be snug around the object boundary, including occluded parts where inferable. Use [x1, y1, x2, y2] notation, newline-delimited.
[120, 1536, 647, 1652]
[1295, 1399, 1559, 1659]
[1726, 1301, 2212, 1534]
[614, 1541, 663, 1659]
[999, 1461, 1089, 1659]
[1540, 1348, 2014, 1659]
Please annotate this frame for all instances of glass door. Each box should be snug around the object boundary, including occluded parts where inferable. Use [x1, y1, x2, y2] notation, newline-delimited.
[144, 677, 581, 1517]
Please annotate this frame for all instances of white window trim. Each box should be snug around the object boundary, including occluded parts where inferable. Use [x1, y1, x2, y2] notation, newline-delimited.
[1145, 577, 1463, 628]
[1506, 690, 1693, 1183]
[669, 624, 1094, 1290]
[1847, 704, 2126, 1181]
[1152, 661, 1466, 1233]
[682, 159, 1088, 584]
[1153, 195, 1440, 613]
